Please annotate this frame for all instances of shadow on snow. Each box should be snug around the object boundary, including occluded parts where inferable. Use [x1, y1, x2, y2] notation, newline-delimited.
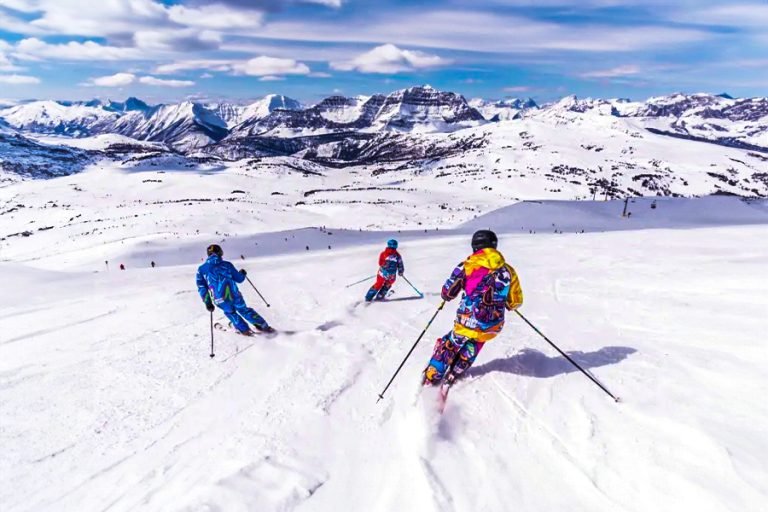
[468, 346, 637, 379]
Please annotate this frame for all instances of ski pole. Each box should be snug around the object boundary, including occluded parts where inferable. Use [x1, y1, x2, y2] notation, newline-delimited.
[401, 275, 424, 298]
[345, 274, 376, 288]
[515, 310, 620, 402]
[245, 275, 271, 307]
[377, 300, 446, 403]
[209, 310, 215, 358]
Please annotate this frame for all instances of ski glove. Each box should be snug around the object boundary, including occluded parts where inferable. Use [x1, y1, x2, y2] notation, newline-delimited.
[239, 269, 247, 276]
[206, 302, 215, 312]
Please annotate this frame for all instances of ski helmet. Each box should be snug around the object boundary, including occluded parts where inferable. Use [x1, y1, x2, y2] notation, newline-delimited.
[207, 244, 223, 257]
[387, 239, 398, 249]
[471, 230, 498, 252]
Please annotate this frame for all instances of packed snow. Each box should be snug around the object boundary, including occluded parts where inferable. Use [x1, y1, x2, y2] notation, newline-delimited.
[1, 157, 767, 511]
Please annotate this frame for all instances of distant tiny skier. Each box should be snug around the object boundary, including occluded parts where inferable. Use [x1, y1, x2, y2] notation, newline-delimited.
[365, 239, 405, 302]
[196, 244, 274, 335]
[423, 230, 523, 387]
[151, 261, 156, 268]
[119, 263, 125, 271]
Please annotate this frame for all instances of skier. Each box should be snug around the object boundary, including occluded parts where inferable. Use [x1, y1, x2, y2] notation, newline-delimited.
[423, 230, 523, 386]
[196, 244, 274, 335]
[365, 239, 405, 302]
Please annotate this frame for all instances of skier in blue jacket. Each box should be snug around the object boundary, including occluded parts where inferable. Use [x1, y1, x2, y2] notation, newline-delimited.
[196, 244, 273, 335]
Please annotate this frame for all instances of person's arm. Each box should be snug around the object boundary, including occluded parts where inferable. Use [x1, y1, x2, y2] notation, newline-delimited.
[196, 269, 210, 302]
[397, 253, 405, 275]
[196, 269, 214, 310]
[378, 250, 387, 268]
[505, 264, 523, 310]
[227, 262, 246, 283]
[441, 262, 465, 301]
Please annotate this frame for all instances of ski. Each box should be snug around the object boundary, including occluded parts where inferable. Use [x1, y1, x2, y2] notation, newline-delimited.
[213, 321, 281, 338]
[437, 381, 453, 414]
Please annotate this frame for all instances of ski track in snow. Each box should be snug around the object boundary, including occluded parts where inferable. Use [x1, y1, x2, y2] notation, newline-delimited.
[1, 201, 768, 510]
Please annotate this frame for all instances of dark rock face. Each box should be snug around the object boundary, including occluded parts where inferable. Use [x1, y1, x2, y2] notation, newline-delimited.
[229, 86, 485, 136]
[0, 132, 93, 179]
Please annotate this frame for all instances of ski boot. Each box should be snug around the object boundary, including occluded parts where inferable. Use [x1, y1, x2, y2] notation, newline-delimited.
[254, 324, 277, 335]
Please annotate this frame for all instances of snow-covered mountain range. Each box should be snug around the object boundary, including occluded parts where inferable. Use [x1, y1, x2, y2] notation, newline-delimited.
[1, 86, 767, 198]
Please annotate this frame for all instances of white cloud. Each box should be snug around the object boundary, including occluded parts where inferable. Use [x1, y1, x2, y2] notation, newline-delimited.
[14, 38, 142, 61]
[258, 11, 710, 54]
[139, 75, 195, 87]
[80, 72, 194, 87]
[580, 65, 641, 78]
[86, 72, 137, 87]
[258, 75, 285, 82]
[234, 56, 311, 77]
[26, 0, 168, 37]
[133, 29, 221, 52]
[0, 74, 40, 84]
[155, 59, 234, 75]
[675, 4, 768, 28]
[0, 51, 22, 72]
[503, 85, 532, 93]
[168, 3, 264, 29]
[302, 0, 343, 6]
[331, 44, 448, 74]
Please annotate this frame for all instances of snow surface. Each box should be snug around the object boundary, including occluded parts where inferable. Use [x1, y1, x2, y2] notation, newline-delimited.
[26, 133, 167, 151]
[1, 158, 767, 511]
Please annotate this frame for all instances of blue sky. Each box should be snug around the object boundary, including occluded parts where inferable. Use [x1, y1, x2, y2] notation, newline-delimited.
[0, 0, 767, 104]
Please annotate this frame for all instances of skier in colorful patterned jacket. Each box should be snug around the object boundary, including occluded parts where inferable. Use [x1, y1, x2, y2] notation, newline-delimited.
[365, 239, 405, 301]
[424, 230, 523, 385]
[196, 244, 273, 335]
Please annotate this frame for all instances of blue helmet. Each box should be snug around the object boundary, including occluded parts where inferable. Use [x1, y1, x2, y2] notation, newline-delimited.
[387, 239, 398, 249]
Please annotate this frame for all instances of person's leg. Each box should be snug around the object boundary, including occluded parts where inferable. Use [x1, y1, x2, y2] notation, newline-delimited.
[365, 274, 386, 302]
[219, 302, 250, 333]
[423, 332, 466, 384]
[375, 275, 396, 299]
[233, 294, 269, 330]
[446, 339, 485, 383]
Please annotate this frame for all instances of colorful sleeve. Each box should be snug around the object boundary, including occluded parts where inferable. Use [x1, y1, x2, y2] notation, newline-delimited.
[441, 262, 466, 301]
[196, 269, 210, 303]
[227, 262, 246, 283]
[397, 253, 404, 274]
[378, 250, 387, 268]
[505, 264, 523, 310]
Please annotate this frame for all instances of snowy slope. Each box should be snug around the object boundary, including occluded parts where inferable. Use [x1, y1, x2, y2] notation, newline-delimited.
[469, 97, 538, 121]
[1, 196, 766, 511]
[209, 95, 302, 128]
[112, 102, 228, 151]
[1, 100, 118, 136]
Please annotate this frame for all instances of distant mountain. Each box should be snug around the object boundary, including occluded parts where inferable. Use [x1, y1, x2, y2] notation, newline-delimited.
[0, 100, 118, 137]
[209, 94, 302, 128]
[0, 130, 93, 180]
[2, 89, 768, 176]
[469, 97, 538, 121]
[111, 102, 228, 151]
[228, 85, 485, 137]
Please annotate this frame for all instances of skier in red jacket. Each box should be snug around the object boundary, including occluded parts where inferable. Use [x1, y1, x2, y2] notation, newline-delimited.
[365, 239, 405, 301]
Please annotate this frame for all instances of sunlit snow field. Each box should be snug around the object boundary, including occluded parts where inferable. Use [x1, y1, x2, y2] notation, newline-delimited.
[1, 164, 767, 512]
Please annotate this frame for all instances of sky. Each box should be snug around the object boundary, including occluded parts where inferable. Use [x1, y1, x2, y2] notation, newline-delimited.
[0, 0, 767, 104]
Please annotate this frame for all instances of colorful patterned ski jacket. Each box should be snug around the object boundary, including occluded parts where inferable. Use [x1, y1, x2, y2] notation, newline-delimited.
[441, 247, 523, 342]
[378, 248, 404, 278]
[196, 254, 245, 305]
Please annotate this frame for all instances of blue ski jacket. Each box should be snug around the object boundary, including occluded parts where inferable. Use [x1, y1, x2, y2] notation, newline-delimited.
[196, 254, 246, 305]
